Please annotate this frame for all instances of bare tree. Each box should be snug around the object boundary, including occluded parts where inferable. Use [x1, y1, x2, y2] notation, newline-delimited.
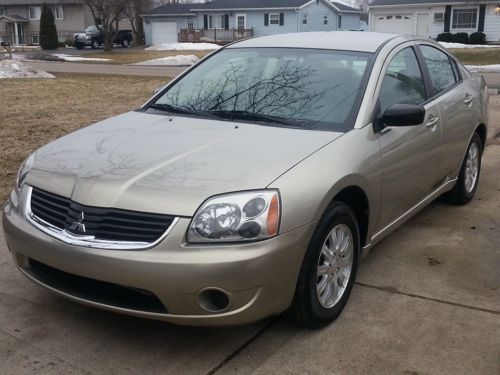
[83, 0, 131, 51]
[124, 0, 148, 45]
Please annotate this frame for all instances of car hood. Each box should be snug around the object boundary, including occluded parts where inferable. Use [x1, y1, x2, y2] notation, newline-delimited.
[27, 111, 342, 216]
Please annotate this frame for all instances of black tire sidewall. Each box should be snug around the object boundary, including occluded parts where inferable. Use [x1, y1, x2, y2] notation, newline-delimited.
[294, 202, 360, 327]
[458, 133, 482, 202]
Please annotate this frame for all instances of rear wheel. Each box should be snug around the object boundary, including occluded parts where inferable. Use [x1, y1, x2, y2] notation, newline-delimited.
[288, 202, 359, 329]
[121, 39, 130, 48]
[91, 39, 100, 49]
[445, 132, 482, 205]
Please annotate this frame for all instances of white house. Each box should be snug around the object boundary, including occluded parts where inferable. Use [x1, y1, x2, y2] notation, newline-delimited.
[369, 0, 500, 42]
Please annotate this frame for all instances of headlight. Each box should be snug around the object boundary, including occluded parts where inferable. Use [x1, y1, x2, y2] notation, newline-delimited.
[15, 153, 35, 192]
[188, 190, 280, 243]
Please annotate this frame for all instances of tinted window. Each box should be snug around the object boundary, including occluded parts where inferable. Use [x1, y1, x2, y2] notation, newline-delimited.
[379, 47, 426, 113]
[420, 45, 456, 95]
[152, 48, 372, 131]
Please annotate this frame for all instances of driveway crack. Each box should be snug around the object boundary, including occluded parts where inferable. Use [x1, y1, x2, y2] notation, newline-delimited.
[205, 318, 277, 375]
[355, 282, 500, 315]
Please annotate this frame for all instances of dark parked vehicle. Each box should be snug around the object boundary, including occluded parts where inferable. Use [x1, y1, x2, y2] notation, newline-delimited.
[74, 25, 133, 50]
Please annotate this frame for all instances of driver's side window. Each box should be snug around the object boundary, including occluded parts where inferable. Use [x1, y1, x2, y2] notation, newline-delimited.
[379, 47, 426, 113]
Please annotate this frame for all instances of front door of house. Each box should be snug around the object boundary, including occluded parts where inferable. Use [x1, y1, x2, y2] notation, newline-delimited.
[416, 13, 430, 37]
[10, 23, 25, 45]
[235, 14, 246, 29]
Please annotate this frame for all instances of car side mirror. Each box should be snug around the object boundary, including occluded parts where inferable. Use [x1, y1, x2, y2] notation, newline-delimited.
[382, 104, 426, 127]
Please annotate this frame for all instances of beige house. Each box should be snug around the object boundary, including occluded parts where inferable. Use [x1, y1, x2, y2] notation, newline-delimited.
[0, 0, 95, 45]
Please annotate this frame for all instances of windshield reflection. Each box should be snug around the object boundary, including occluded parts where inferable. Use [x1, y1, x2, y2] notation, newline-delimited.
[152, 48, 372, 131]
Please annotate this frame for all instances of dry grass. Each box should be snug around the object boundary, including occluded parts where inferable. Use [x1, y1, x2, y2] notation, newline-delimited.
[0, 73, 168, 202]
[449, 48, 500, 65]
[84, 49, 213, 64]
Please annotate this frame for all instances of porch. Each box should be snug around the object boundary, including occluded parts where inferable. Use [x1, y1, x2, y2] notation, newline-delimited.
[179, 28, 253, 43]
[0, 15, 29, 45]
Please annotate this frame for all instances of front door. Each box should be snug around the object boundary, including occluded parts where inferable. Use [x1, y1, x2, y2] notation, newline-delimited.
[235, 14, 246, 29]
[416, 13, 430, 36]
[376, 46, 442, 227]
[10, 23, 25, 45]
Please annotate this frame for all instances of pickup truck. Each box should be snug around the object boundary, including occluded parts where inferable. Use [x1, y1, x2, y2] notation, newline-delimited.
[74, 25, 133, 49]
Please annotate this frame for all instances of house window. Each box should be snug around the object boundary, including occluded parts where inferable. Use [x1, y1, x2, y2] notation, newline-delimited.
[338, 15, 342, 29]
[302, 14, 308, 25]
[0, 7, 5, 16]
[208, 14, 227, 29]
[187, 20, 194, 30]
[28, 6, 41, 20]
[452, 8, 478, 29]
[324, 15, 328, 25]
[54, 6, 63, 20]
[434, 12, 444, 23]
[270, 13, 280, 25]
[32, 35, 40, 45]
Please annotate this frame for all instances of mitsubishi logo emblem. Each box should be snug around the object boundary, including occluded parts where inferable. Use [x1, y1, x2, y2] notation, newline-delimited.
[69, 212, 86, 233]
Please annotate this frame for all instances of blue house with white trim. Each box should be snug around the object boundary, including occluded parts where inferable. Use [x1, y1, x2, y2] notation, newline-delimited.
[143, 0, 362, 45]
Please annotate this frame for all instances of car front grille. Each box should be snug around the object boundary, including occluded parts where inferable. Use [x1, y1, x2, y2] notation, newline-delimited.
[29, 187, 176, 245]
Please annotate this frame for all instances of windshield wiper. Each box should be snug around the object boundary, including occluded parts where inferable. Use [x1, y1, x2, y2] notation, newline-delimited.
[148, 103, 199, 115]
[208, 110, 301, 127]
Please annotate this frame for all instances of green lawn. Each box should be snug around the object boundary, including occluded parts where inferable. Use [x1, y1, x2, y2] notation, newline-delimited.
[448, 48, 500, 65]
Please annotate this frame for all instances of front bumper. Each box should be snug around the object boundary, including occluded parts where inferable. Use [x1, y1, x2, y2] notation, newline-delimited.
[2, 189, 316, 326]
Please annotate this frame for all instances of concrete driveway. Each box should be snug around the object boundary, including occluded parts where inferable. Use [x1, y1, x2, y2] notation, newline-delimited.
[1, 102, 499, 374]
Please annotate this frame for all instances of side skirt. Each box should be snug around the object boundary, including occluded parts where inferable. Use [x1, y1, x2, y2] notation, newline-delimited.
[360, 177, 457, 259]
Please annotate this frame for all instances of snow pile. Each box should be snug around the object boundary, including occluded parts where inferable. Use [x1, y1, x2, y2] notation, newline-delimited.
[52, 53, 111, 62]
[134, 55, 200, 66]
[466, 64, 500, 73]
[439, 42, 500, 49]
[0, 59, 54, 79]
[145, 42, 220, 51]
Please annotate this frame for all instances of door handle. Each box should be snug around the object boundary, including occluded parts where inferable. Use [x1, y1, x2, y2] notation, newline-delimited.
[464, 94, 474, 105]
[426, 116, 440, 128]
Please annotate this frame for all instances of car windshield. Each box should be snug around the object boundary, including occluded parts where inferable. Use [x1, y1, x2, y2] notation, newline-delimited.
[151, 48, 373, 131]
[84, 25, 99, 33]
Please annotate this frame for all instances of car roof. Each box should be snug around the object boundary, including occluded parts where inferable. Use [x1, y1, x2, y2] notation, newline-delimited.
[227, 31, 408, 53]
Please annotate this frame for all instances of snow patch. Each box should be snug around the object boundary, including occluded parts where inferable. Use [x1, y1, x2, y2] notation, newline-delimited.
[439, 42, 500, 49]
[134, 55, 200, 66]
[52, 54, 111, 62]
[145, 42, 220, 51]
[0, 59, 54, 79]
[466, 64, 500, 73]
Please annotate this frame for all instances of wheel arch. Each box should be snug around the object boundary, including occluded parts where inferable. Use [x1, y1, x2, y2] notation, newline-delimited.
[331, 185, 370, 248]
[475, 123, 487, 153]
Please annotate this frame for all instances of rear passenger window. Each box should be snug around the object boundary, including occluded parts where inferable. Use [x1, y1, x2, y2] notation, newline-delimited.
[420, 45, 457, 95]
[379, 47, 426, 113]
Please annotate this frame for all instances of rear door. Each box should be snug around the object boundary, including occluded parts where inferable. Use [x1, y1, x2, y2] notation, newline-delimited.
[417, 44, 479, 180]
[375, 45, 443, 228]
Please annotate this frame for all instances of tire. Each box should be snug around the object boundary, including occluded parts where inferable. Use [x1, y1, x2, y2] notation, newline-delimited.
[121, 39, 130, 48]
[288, 202, 359, 329]
[445, 132, 482, 205]
[75, 43, 84, 50]
[91, 39, 100, 49]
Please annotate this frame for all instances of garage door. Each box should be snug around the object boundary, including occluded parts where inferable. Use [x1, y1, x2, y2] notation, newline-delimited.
[152, 22, 178, 45]
[374, 14, 414, 35]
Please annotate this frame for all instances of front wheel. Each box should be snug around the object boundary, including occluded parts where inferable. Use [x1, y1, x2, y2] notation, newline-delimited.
[445, 132, 482, 205]
[75, 43, 84, 50]
[288, 202, 359, 329]
[121, 39, 130, 48]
